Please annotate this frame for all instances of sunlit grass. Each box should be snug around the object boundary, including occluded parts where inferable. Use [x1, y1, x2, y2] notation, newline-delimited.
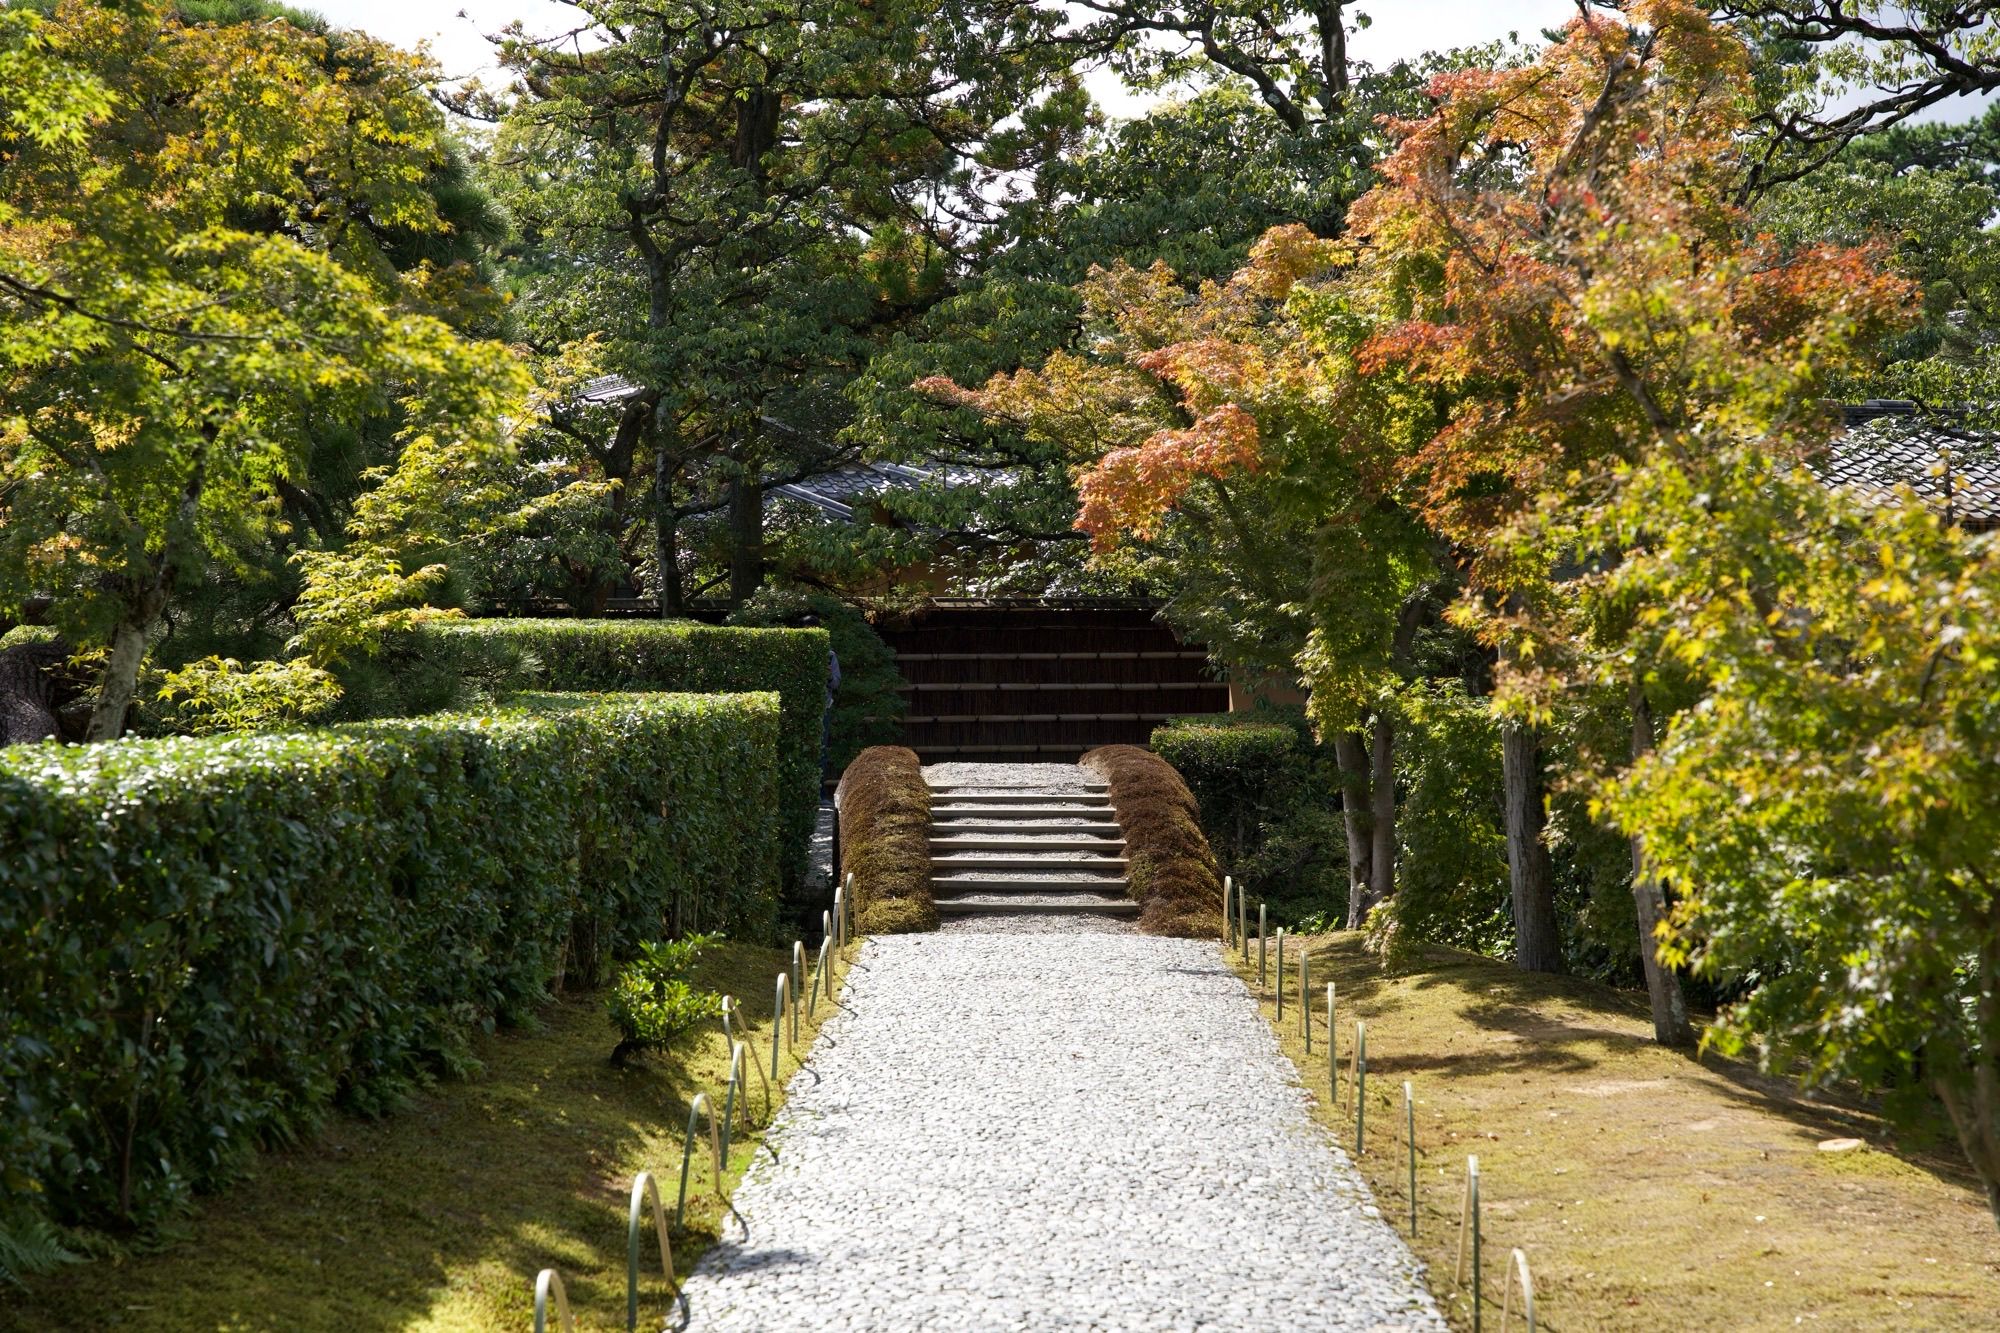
[1235, 932, 2000, 1331]
[6, 939, 848, 1332]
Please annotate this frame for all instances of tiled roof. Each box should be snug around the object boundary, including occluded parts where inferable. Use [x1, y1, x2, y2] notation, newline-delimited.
[574, 373, 647, 405]
[770, 462, 1003, 519]
[1818, 402, 2000, 526]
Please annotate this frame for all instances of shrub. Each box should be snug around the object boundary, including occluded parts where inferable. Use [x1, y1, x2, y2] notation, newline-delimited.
[836, 746, 936, 933]
[607, 935, 725, 1067]
[1150, 720, 1300, 868]
[1392, 684, 1512, 956]
[1080, 744, 1222, 937]
[372, 619, 829, 899]
[1152, 711, 1349, 927]
[0, 691, 779, 1255]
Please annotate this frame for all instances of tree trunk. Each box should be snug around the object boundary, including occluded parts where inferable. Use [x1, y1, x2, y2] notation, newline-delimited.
[1333, 728, 1375, 929]
[1363, 709, 1396, 920]
[1934, 901, 2000, 1228]
[654, 436, 683, 616]
[727, 466, 764, 606]
[0, 639, 71, 746]
[1629, 685, 1693, 1045]
[1501, 720, 1564, 972]
[85, 617, 151, 742]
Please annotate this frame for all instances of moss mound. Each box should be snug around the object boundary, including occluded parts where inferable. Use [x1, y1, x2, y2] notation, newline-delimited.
[1081, 744, 1222, 937]
[837, 746, 937, 933]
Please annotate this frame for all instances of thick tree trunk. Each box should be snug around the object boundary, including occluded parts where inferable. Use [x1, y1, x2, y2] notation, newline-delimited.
[85, 618, 151, 742]
[1501, 720, 1564, 972]
[1935, 905, 2000, 1228]
[0, 639, 71, 746]
[727, 467, 764, 606]
[1333, 728, 1375, 929]
[1629, 686, 1694, 1045]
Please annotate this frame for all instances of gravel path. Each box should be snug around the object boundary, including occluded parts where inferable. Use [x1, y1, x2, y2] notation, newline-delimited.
[923, 761, 1100, 792]
[679, 932, 1445, 1330]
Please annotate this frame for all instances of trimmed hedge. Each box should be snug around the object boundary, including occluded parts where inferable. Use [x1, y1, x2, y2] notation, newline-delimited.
[1150, 721, 1300, 870]
[0, 692, 780, 1252]
[1080, 744, 1223, 937]
[836, 746, 936, 933]
[396, 620, 829, 900]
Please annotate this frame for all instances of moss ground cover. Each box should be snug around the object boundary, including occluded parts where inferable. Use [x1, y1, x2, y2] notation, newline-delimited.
[2, 939, 845, 1332]
[1235, 933, 2000, 1330]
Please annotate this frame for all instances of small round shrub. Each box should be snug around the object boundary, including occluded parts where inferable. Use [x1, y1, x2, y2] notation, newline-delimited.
[606, 934, 725, 1066]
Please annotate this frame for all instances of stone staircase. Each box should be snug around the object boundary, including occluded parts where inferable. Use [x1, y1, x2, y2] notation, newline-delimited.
[926, 770, 1139, 919]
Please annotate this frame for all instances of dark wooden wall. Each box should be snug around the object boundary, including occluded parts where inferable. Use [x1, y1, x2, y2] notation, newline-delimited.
[878, 601, 1228, 762]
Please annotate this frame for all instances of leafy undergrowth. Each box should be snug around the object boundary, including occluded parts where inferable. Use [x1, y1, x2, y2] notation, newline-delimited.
[1234, 933, 2000, 1331]
[3, 940, 845, 1332]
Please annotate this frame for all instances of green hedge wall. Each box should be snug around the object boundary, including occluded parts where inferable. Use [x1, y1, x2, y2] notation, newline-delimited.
[404, 620, 830, 900]
[0, 692, 779, 1253]
[1150, 720, 1302, 869]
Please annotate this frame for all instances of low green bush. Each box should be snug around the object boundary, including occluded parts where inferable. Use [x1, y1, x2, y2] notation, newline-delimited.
[1151, 711, 1349, 925]
[606, 935, 725, 1067]
[0, 691, 779, 1264]
[367, 619, 829, 900]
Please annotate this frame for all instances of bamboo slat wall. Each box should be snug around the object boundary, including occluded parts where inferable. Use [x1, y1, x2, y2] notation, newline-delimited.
[878, 602, 1229, 761]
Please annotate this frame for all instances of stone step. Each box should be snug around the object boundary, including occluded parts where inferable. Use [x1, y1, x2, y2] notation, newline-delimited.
[933, 875, 1131, 894]
[926, 805, 1120, 821]
[928, 778, 1109, 790]
[927, 821, 1123, 837]
[928, 790, 1109, 804]
[934, 897, 1140, 916]
[928, 836, 1126, 853]
[932, 854, 1130, 872]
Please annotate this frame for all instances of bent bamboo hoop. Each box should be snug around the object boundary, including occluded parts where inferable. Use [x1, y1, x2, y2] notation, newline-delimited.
[675, 1092, 726, 1226]
[533, 1268, 574, 1333]
[626, 1171, 675, 1333]
[1501, 1247, 1534, 1333]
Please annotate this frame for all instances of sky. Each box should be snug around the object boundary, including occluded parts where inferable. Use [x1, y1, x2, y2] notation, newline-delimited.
[306, 0, 1994, 125]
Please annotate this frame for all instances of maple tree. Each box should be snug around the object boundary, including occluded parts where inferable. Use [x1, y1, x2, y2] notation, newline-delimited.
[922, 227, 1455, 926]
[0, 0, 528, 737]
[1341, 0, 1908, 1020]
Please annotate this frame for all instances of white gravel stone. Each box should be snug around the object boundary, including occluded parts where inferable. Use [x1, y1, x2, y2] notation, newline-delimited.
[923, 762, 1101, 791]
[680, 932, 1445, 1330]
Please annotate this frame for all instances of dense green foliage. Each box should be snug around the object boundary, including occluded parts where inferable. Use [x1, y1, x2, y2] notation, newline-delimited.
[0, 0, 526, 737]
[1150, 719, 1302, 868]
[388, 620, 828, 899]
[0, 691, 779, 1263]
[726, 588, 905, 774]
